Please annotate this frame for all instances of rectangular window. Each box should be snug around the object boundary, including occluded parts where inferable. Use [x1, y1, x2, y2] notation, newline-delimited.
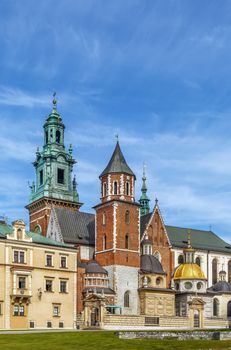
[60, 256, 67, 268]
[14, 250, 25, 263]
[13, 305, 24, 316]
[0, 303, 2, 315]
[45, 280, 53, 292]
[39, 170, 43, 185]
[46, 254, 53, 267]
[60, 281, 67, 293]
[30, 321, 35, 328]
[59, 322, 64, 328]
[18, 277, 26, 289]
[53, 305, 60, 317]
[47, 321, 52, 328]
[57, 168, 65, 184]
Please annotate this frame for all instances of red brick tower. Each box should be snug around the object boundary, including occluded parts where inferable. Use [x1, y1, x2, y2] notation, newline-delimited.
[94, 141, 140, 314]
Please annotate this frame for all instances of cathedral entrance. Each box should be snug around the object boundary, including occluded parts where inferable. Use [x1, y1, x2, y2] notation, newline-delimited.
[90, 307, 99, 326]
[83, 293, 106, 328]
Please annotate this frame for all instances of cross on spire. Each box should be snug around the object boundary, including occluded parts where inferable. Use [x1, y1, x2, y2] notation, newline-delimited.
[52, 92, 57, 110]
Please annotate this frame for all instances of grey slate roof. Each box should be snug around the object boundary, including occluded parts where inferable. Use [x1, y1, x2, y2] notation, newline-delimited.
[83, 287, 115, 295]
[140, 213, 152, 236]
[207, 281, 231, 293]
[85, 261, 108, 274]
[54, 208, 95, 245]
[100, 142, 135, 178]
[140, 255, 166, 275]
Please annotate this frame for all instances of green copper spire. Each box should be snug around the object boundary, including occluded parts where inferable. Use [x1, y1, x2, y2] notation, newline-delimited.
[28, 94, 81, 205]
[139, 163, 150, 216]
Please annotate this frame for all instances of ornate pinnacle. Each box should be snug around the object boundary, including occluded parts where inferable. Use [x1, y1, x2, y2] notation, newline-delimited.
[52, 92, 57, 111]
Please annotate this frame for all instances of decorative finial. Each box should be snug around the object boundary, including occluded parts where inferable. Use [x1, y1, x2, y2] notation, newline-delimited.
[115, 134, 119, 142]
[155, 198, 158, 206]
[187, 229, 191, 248]
[52, 92, 57, 110]
[143, 162, 146, 178]
[69, 144, 73, 157]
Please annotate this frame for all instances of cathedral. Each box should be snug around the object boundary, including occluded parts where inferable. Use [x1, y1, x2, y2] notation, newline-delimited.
[8, 97, 231, 329]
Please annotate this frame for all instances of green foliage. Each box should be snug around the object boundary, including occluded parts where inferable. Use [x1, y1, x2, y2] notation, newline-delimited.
[0, 331, 231, 350]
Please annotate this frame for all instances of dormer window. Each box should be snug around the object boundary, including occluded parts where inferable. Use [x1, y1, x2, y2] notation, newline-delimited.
[17, 229, 23, 240]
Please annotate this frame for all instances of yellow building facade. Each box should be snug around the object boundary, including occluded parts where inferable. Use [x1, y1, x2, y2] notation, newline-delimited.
[0, 219, 77, 330]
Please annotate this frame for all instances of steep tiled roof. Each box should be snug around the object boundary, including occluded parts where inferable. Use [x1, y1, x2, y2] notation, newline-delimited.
[140, 212, 152, 236]
[0, 223, 68, 247]
[100, 142, 135, 178]
[54, 208, 95, 245]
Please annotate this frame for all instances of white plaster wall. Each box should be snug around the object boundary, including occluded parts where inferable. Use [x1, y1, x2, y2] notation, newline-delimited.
[105, 265, 139, 315]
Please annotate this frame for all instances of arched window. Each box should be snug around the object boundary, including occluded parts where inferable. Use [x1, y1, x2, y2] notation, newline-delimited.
[125, 210, 130, 224]
[113, 181, 118, 195]
[156, 277, 163, 286]
[102, 212, 106, 226]
[103, 235, 107, 250]
[124, 291, 130, 307]
[126, 181, 130, 196]
[228, 260, 231, 283]
[56, 130, 61, 143]
[213, 298, 219, 317]
[227, 301, 231, 318]
[212, 258, 218, 285]
[195, 257, 201, 266]
[103, 182, 107, 197]
[17, 229, 22, 240]
[154, 251, 160, 261]
[125, 234, 129, 249]
[34, 225, 42, 235]
[178, 255, 184, 264]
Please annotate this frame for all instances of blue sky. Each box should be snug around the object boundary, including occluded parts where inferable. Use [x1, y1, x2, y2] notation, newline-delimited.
[1, 0, 231, 242]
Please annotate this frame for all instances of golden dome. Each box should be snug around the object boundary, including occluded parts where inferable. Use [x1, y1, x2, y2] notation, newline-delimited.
[174, 263, 206, 280]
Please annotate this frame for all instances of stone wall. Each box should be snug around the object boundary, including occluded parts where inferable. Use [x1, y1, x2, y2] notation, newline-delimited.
[117, 330, 231, 340]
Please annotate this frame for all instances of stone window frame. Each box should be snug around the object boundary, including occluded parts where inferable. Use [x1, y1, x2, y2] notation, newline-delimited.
[53, 304, 61, 317]
[45, 278, 54, 293]
[59, 279, 68, 293]
[45, 254, 54, 267]
[13, 249, 26, 264]
[60, 256, 67, 269]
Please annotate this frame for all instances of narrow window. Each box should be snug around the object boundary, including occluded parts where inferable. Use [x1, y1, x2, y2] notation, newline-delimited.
[124, 291, 130, 307]
[47, 321, 52, 328]
[60, 256, 67, 268]
[178, 255, 184, 264]
[126, 181, 130, 196]
[125, 210, 130, 224]
[103, 235, 107, 250]
[56, 130, 61, 143]
[113, 181, 118, 195]
[213, 298, 219, 317]
[57, 168, 65, 184]
[103, 182, 107, 197]
[102, 212, 106, 226]
[125, 234, 129, 249]
[195, 257, 201, 266]
[46, 131, 48, 144]
[228, 260, 231, 283]
[19, 251, 25, 263]
[18, 277, 26, 289]
[45, 280, 53, 292]
[46, 255, 53, 267]
[212, 258, 218, 285]
[39, 170, 43, 185]
[60, 281, 67, 293]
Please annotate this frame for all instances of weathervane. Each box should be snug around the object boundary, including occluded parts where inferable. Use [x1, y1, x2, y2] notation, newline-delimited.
[115, 134, 119, 142]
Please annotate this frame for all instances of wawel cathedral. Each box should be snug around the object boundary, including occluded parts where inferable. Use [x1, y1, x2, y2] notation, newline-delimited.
[1, 97, 231, 330]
